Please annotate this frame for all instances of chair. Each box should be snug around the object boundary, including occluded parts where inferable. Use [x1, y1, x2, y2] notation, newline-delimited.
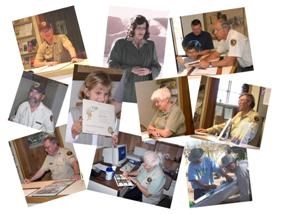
[157, 174, 173, 208]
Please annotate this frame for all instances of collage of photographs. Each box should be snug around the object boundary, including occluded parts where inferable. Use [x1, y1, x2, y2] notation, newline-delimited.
[5, 3, 271, 211]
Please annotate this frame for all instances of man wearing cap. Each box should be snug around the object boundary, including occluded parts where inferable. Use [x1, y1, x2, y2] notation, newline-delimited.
[33, 21, 79, 68]
[13, 82, 54, 133]
[24, 135, 81, 183]
[196, 93, 261, 145]
[221, 154, 251, 202]
[198, 19, 253, 72]
[187, 148, 221, 200]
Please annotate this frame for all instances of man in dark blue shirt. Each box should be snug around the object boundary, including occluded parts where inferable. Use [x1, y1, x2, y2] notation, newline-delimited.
[182, 19, 214, 58]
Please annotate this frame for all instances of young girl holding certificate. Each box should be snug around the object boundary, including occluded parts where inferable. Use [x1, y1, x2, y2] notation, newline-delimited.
[66, 72, 118, 146]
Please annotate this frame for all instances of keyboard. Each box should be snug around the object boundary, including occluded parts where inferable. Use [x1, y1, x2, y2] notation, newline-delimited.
[114, 174, 134, 187]
[119, 162, 136, 172]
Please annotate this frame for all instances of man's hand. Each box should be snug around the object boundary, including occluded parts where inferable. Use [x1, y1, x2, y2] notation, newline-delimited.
[72, 174, 81, 180]
[24, 178, 31, 184]
[195, 128, 208, 133]
[197, 60, 210, 69]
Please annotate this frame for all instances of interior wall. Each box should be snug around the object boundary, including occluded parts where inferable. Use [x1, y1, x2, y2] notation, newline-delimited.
[136, 80, 160, 128]
[181, 14, 204, 37]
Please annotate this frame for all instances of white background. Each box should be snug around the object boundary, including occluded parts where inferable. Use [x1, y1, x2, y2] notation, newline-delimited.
[0, 0, 284, 213]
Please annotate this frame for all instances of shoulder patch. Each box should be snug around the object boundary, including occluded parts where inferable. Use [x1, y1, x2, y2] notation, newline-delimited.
[254, 116, 260, 122]
[66, 151, 73, 156]
[50, 115, 53, 122]
[230, 39, 237, 46]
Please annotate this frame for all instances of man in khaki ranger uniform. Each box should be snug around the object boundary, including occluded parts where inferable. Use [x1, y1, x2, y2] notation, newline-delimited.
[24, 135, 81, 183]
[33, 21, 79, 67]
[196, 93, 260, 144]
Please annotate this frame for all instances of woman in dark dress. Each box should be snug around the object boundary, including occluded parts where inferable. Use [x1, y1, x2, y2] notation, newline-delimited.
[108, 15, 161, 103]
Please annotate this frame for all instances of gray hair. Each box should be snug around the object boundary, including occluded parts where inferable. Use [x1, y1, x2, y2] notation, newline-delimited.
[42, 134, 58, 145]
[151, 87, 171, 101]
[143, 151, 164, 168]
[218, 18, 231, 30]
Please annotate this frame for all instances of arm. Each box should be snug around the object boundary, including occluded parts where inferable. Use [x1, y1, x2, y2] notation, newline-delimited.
[149, 42, 161, 79]
[71, 159, 81, 180]
[190, 179, 217, 190]
[130, 177, 152, 197]
[44, 111, 54, 133]
[24, 169, 46, 184]
[62, 35, 78, 62]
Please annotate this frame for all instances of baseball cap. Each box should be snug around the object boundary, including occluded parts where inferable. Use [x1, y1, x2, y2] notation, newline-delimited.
[38, 21, 52, 32]
[188, 148, 204, 162]
[30, 82, 46, 94]
[221, 155, 235, 167]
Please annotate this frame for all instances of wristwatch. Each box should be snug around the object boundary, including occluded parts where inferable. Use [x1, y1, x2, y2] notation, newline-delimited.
[209, 62, 213, 68]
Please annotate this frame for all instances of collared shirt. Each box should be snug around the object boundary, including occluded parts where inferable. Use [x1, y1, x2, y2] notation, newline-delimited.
[217, 29, 253, 67]
[35, 34, 73, 63]
[136, 165, 166, 204]
[149, 104, 186, 136]
[13, 101, 54, 133]
[40, 147, 77, 180]
[188, 157, 220, 189]
[207, 109, 260, 144]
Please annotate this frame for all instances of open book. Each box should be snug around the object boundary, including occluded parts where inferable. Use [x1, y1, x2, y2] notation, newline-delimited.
[30, 180, 75, 197]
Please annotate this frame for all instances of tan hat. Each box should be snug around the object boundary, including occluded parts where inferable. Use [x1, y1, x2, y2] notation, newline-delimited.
[38, 21, 52, 31]
[188, 148, 204, 162]
[221, 155, 235, 167]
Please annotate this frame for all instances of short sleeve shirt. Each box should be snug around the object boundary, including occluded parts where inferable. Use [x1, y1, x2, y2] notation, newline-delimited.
[40, 147, 76, 180]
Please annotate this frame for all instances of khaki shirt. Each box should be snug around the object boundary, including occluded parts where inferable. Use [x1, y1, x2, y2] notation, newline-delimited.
[149, 104, 186, 136]
[40, 147, 76, 180]
[35, 34, 73, 63]
[217, 29, 253, 67]
[207, 109, 260, 144]
[13, 101, 54, 133]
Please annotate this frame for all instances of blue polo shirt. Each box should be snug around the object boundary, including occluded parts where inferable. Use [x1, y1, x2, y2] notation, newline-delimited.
[188, 156, 220, 189]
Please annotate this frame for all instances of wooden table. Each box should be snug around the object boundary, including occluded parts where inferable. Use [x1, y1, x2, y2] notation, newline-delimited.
[22, 179, 86, 204]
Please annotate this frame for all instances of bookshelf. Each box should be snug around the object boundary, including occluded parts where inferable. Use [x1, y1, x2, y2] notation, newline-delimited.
[13, 17, 42, 69]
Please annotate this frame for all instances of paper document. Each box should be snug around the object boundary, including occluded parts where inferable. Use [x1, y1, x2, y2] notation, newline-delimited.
[82, 99, 115, 136]
[30, 180, 75, 197]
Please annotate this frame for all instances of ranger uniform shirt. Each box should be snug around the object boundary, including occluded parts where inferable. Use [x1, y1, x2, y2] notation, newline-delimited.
[217, 29, 253, 67]
[35, 34, 73, 63]
[207, 109, 260, 144]
[40, 147, 76, 180]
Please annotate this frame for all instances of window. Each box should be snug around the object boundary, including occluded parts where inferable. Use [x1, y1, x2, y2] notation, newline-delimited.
[216, 79, 244, 105]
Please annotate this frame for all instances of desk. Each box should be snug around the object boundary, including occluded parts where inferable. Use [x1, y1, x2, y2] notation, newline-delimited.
[178, 65, 235, 76]
[22, 179, 85, 204]
[191, 134, 259, 150]
[88, 162, 137, 197]
[25, 59, 88, 80]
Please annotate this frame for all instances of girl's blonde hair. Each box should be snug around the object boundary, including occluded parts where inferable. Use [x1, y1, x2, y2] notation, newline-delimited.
[79, 71, 112, 100]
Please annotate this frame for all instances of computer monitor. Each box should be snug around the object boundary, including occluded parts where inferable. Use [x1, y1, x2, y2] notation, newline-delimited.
[102, 144, 127, 166]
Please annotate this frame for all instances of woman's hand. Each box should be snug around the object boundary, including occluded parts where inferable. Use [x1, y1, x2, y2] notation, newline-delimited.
[131, 67, 151, 76]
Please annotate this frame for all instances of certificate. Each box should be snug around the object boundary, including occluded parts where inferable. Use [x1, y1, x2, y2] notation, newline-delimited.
[82, 99, 115, 136]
